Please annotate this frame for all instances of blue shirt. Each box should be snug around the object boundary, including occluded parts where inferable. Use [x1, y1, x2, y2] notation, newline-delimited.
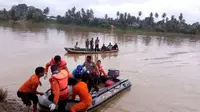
[72, 68, 86, 78]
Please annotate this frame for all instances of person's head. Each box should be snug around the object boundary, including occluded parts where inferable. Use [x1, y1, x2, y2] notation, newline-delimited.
[86, 55, 92, 62]
[97, 60, 101, 65]
[76, 65, 83, 73]
[115, 43, 117, 45]
[50, 65, 59, 74]
[109, 42, 111, 45]
[54, 55, 61, 65]
[35, 67, 45, 77]
[103, 44, 105, 46]
[92, 38, 93, 40]
[97, 37, 99, 39]
[74, 72, 82, 81]
[76, 42, 78, 45]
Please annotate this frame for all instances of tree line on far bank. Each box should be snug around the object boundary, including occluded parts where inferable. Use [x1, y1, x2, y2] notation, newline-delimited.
[0, 3, 200, 34]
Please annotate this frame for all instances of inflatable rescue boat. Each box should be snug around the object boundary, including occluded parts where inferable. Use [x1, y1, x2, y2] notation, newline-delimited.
[38, 69, 132, 112]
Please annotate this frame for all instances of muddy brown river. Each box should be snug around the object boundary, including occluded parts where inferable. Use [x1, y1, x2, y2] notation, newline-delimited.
[1, 23, 200, 112]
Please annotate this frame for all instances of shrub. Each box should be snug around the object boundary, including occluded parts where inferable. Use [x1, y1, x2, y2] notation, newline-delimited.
[0, 88, 8, 102]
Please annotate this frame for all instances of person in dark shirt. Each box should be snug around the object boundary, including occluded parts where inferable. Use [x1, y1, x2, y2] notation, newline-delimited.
[90, 38, 94, 50]
[112, 43, 119, 50]
[101, 44, 107, 51]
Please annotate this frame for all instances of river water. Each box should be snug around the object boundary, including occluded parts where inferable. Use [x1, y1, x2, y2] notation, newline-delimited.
[1, 23, 200, 112]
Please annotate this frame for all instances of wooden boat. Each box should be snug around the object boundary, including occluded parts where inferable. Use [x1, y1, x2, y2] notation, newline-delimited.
[64, 48, 119, 54]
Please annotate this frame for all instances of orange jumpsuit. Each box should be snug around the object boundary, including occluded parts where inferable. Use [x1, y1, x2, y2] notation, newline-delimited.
[45, 58, 69, 74]
[70, 81, 92, 112]
[96, 64, 107, 77]
[19, 74, 40, 93]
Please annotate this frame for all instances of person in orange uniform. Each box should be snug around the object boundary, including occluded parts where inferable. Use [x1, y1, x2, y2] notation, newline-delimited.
[45, 55, 70, 78]
[70, 73, 92, 112]
[48, 65, 72, 111]
[17, 67, 45, 112]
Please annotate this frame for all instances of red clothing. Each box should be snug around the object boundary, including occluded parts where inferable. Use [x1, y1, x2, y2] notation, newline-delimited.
[45, 58, 69, 73]
[19, 74, 40, 93]
[96, 64, 107, 76]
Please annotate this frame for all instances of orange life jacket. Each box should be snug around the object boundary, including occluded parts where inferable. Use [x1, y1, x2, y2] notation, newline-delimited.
[96, 64, 103, 71]
[49, 70, 69, 100]
[49, 58, 67, 70]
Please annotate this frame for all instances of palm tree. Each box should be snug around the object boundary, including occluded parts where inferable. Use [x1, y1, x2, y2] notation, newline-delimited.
[162, 13, 166, 22]
[116, 11, 119, 19]
[138, 11, 142, 23]
[166, 17, 169, 22]
[171, 15, 175, 21]
[138, 11, 142, 18]
[150, 12, 153, 17]
[155, 12, 159, 19]
[179, 13, 183, 22]
[105, 14, 108, 20]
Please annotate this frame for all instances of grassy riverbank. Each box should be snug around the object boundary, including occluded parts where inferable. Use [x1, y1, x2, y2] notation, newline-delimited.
[0, 20, 198, 37]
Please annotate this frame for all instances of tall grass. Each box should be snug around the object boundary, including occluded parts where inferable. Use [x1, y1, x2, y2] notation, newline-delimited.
[0, 88, 8, 102]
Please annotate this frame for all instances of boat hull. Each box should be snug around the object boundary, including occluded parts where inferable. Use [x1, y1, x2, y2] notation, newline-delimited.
[38, 79, 131, 112]
[64, 48, 119, 54]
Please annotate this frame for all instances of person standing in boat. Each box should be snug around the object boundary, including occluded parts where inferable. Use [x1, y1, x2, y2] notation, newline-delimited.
[70, 73, 92, 112]
[85, 39, 89, 50]
[82, 55, 100, 92]
[90, 38, 94, 50]
[45, 55, 70, 79]
[74, 42, 80, 49]
[48, 65, 73, 111]
[95, 37, 100, 52]
[17, 67, 45, 112]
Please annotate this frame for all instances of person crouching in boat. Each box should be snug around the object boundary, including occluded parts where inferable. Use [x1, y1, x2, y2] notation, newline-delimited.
[48, 65, 72, 111]
[101, 44, 107, 51]
[96, 60, 108, 83]
[17, 67, 45, 112]
[112, 43, 119, 50]
[83, 55, 100, 92]
[70, 73, 92, 112]
[45, 55, 70, 79]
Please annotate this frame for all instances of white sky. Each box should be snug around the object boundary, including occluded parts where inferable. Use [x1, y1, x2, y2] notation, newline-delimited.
[0, 0, 199, 24]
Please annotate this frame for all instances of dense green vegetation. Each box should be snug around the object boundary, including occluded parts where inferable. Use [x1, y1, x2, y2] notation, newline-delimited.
[1, 3, 200, 34]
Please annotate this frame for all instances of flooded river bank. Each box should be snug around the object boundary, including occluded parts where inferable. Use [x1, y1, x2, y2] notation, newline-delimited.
[1, 23, 200, 112]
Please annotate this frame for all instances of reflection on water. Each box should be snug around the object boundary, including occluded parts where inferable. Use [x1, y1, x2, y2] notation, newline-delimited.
[64, 53, 119, 63]
[1, 22, 200, 112]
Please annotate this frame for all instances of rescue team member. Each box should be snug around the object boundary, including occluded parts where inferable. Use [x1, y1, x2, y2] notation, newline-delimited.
[72, 65, 86, 79]
[82, 55, 100, 92]
[70, 73, 92, 112]
[96, 60, 108, 83]
[48, 65, 72, 111]
[45, 55, 70, 78]
[17, 67, 45, 112]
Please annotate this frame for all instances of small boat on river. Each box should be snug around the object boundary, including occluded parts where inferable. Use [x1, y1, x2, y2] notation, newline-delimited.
[64, 48, 119, 54]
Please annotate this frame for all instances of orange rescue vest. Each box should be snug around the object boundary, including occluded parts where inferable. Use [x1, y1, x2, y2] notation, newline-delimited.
[49, 70, 69, 100]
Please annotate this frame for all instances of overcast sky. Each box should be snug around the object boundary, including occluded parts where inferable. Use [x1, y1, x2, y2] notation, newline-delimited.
[0, 0, 200, 24]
